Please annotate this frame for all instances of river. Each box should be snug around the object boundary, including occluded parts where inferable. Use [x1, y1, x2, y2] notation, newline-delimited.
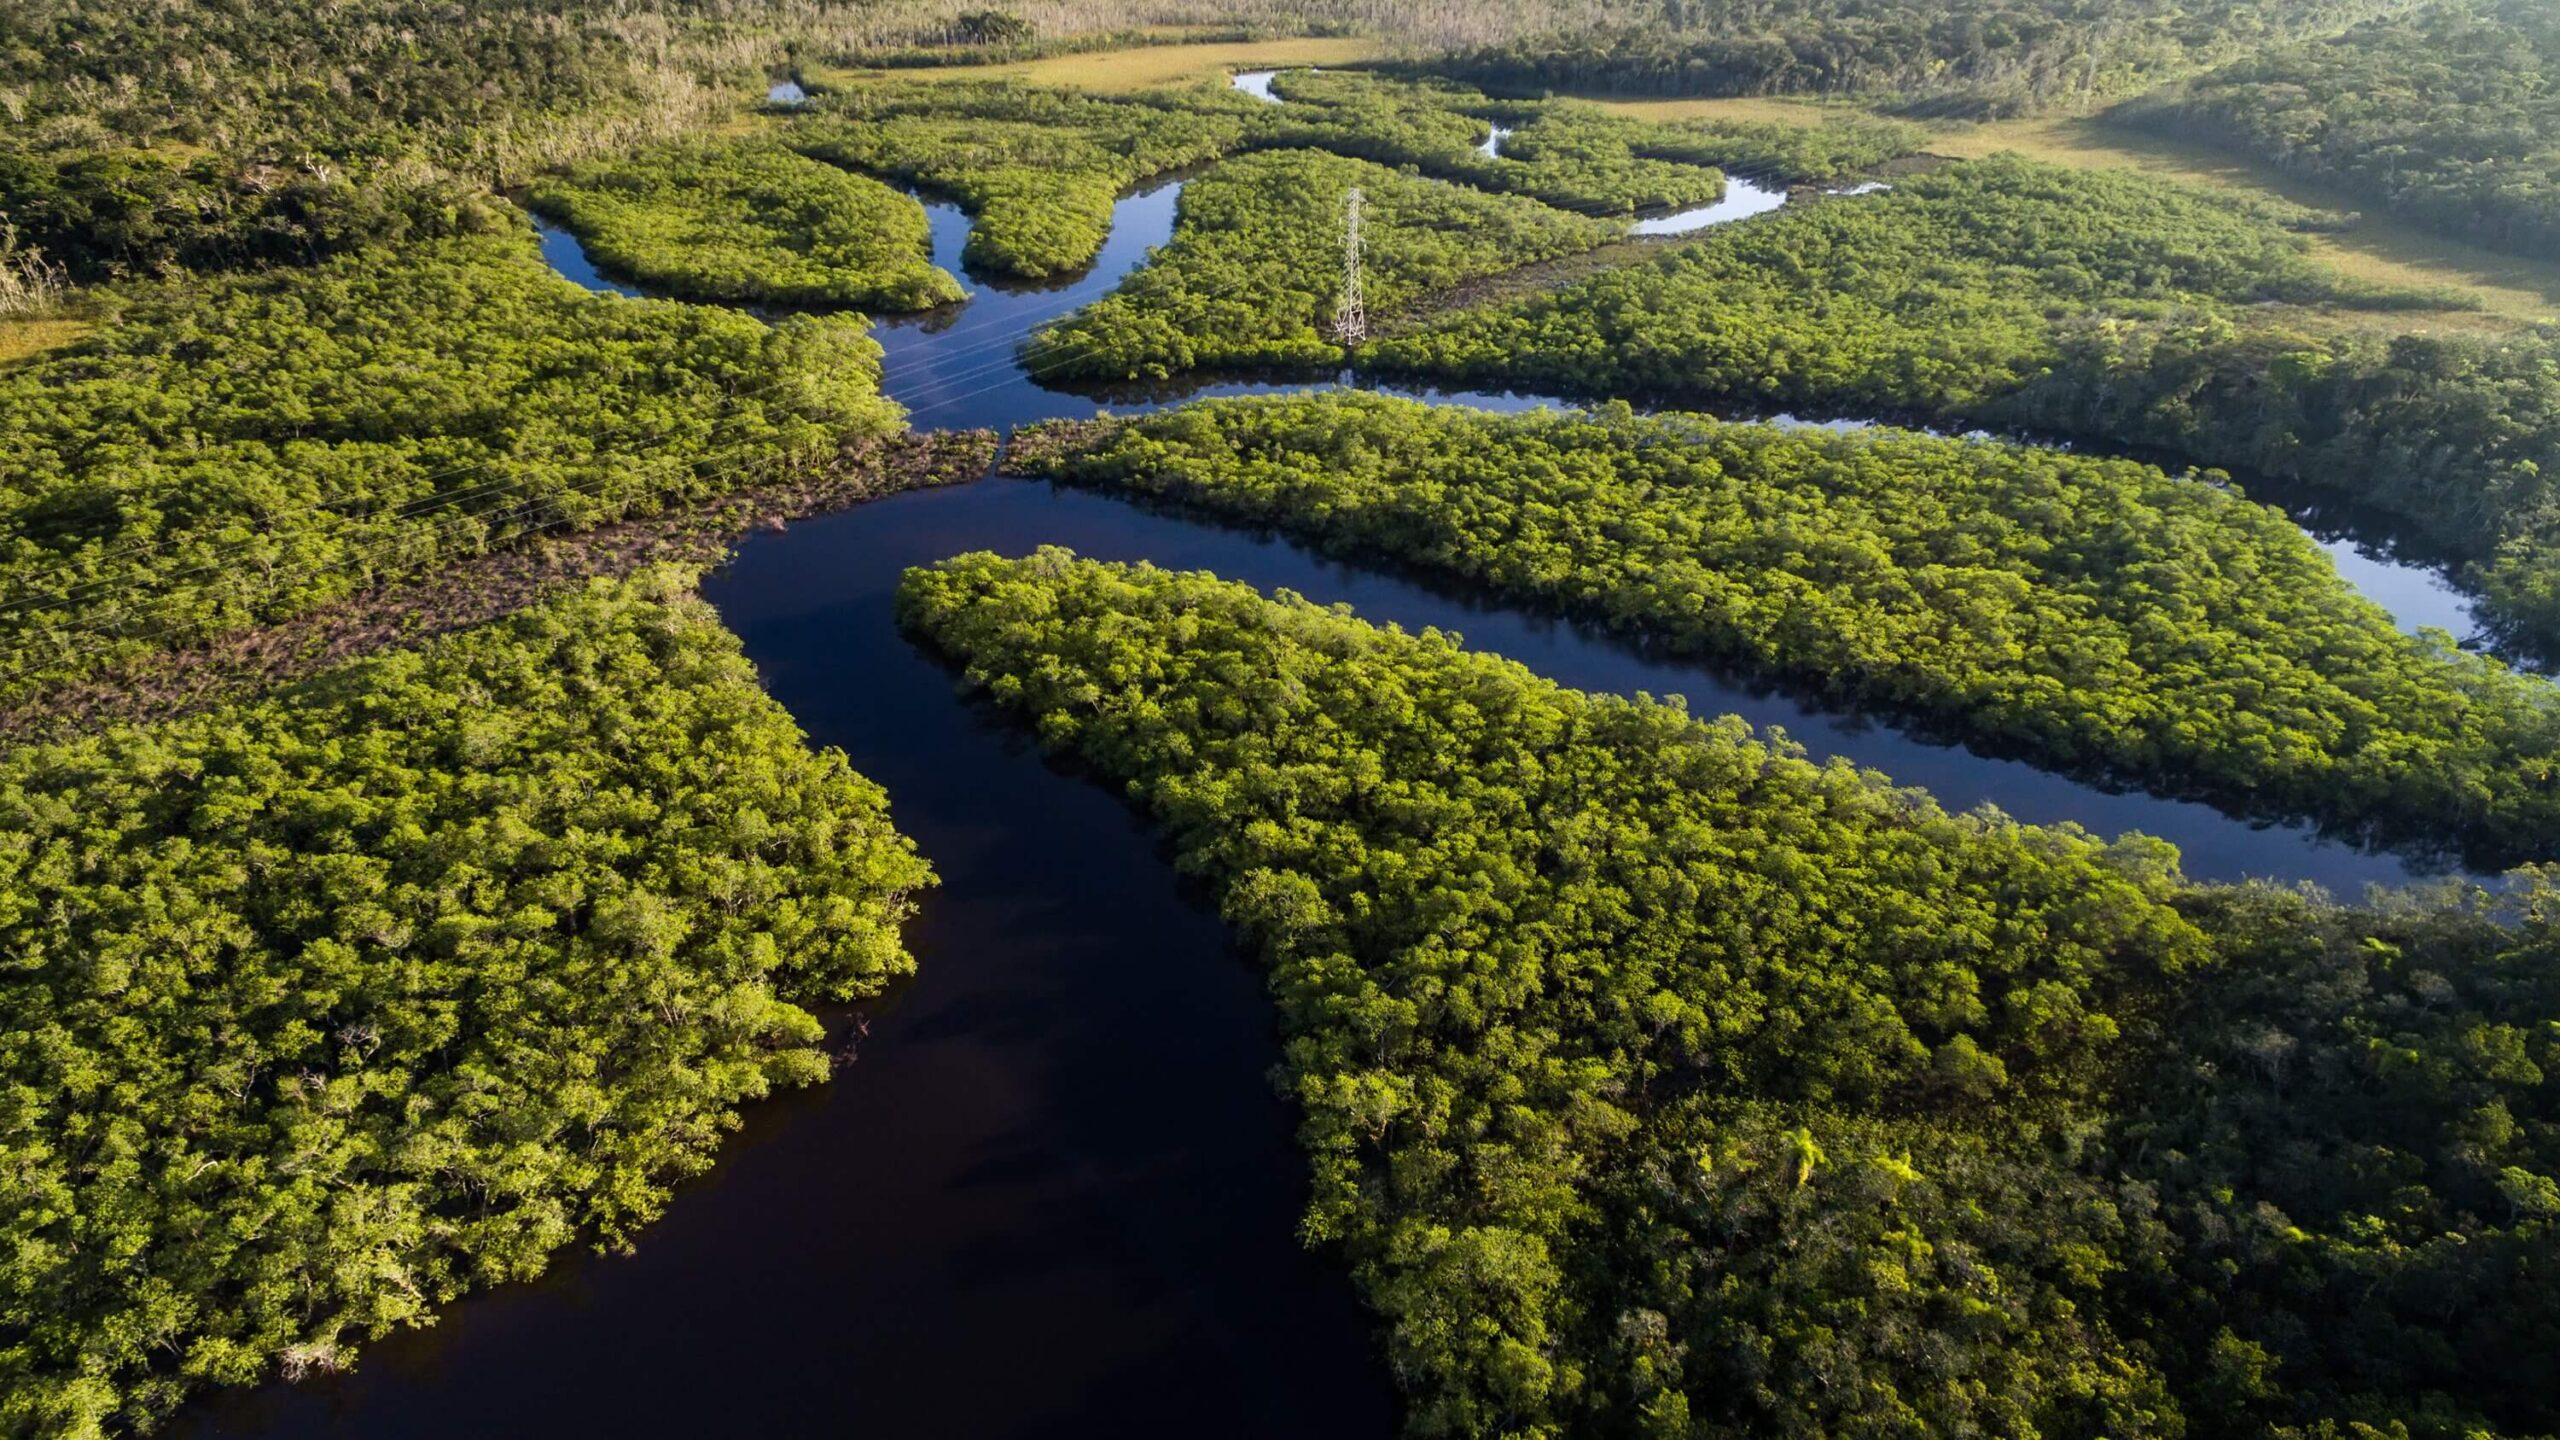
[178, 83, 2510, 1440]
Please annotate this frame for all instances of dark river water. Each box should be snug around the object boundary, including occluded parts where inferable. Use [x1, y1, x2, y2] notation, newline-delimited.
[177, 93, 2525, 1439]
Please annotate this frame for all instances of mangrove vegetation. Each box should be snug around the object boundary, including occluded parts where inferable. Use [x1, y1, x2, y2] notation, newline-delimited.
[0, 228, 903, 701]
[1013, 392, 2560, 866]
[1028, 150, 1620, 380]
[2121, 0, 2560, 262]
[0, 570, 932, 1437]
[529, 138, 965, 310]
[1371, 154, 2560, 658]
[899, 546, 2560, 1440]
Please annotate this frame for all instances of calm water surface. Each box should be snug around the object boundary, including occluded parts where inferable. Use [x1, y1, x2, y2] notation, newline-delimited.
[1230, 68, 1285, 103]
[186, 102, 2519, 1439]
[532, 217, 648, 299]
[1628, 173, 1793, 233]
[174, 479, 1395, 1438]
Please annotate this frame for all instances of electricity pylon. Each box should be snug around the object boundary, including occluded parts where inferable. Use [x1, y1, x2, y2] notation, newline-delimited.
[1332, 186, 1366, 346]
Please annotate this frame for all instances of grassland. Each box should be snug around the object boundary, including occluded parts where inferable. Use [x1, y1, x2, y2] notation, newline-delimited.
[1597, 94, 2560, 325]
[810, 36, 1389, 94]
[0, 317, 88, 365]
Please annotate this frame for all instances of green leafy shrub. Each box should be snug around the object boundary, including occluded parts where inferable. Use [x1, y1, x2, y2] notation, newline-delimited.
[1016, 392, 2560, 867]
[0, 569, 932, 1436]
[530, 138, 964, 310]
[1028, 149, 1618, 379]
[0, 228, 903, 700]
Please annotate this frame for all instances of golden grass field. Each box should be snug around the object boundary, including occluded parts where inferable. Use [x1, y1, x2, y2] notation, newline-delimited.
[813, 35, 1389, 94]
[1598, 94, 2560, 327]
[0, 318, 88, 366]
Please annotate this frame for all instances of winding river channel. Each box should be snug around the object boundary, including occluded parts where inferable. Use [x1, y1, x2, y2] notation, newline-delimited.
[179, 79, 2520, 1438]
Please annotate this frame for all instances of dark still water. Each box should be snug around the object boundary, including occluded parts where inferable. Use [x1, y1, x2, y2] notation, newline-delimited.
[175, 468, 2445, 1438]
[176, 125, 2519, 1440]
[171, 491, 1398, 1439]
[728, 481, 2441, 892]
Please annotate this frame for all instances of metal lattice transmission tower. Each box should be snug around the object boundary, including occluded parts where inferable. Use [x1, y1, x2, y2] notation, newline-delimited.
[1333, 186, 1366, 346]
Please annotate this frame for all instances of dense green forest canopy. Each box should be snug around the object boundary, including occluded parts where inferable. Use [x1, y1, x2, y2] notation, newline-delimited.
[1401, 0, 2420, 115]
[4, 3, 2559, 1435]
[0, 570, 932, 1437]
[0, 226, 902, 702]
[1027, 149, 1621, 379]
[900, 548, 2560, 1440]
[1254, 70, 1728, 211]
[2001, 312, 2560, 661]
[1370, 153, 2560, 660]
[3, 0, 699, 155]
[1014, 393, 2560, 866]
[1376, 151, 2430, 418]
[786, 78, 1253, 278]
[1, 2, 1305, 281]
[0, 146, 502, 286]
[2121, 0, 2560, 263]
[1242, 69, 1917, 196]
[779, 73, 1902, 285]
[0, 0, 782, 280]
[530, 136, 963, 310]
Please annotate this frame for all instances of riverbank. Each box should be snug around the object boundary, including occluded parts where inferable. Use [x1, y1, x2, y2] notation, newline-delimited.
[0, 430, 994, 745]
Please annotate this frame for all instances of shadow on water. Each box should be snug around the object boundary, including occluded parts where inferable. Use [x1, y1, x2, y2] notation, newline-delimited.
[169, 476, 1399, 1440]
[746, 480, 2458, 891]
[182, 104, 2535, 1440]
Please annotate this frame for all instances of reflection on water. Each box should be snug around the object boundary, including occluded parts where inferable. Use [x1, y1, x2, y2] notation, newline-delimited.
[528, 163, 2511, 669]
[1629, 174, 1793, 233]
[767, 78, 808, 106]
[1230, 69, 1284, 103]
[2317, 537, 2486, 642]
[199, 84, 2548, 1440]
[532, 216, 648, 299]
[1478, 123, 1512, 159]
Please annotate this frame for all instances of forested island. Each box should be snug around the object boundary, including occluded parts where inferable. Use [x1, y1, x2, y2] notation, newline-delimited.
[1368, 155, 2560, 660]
[1011, 393, 2560, 866]
[3, 1, 2557, 1437]
[901, 547, 2557, 1440]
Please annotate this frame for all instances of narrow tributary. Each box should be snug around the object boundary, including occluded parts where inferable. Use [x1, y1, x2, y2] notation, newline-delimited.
[176, 83, 2528, 1440]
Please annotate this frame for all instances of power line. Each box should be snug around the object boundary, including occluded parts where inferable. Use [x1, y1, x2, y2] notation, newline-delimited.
[1333, 186, 1367, 348]
[0, 140, 1814, 677]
